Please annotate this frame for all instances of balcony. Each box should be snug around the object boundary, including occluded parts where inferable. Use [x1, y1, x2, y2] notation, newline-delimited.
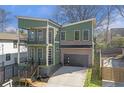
[27, 40, 46, 45]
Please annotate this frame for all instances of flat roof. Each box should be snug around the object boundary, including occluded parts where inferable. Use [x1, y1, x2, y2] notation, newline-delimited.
[17, 16, 61, 27]
[0, 32, 27, 41]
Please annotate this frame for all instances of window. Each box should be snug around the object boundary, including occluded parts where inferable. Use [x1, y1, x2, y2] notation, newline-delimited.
[38, 31, 43, 41]
[61, 32, 65, 40]
[13, 41, 17, 48]
[49, 31, 52, 44]
[75, 30, 80, 40]
[84, 30, 89, 40]
[38, 48, 43, 59]
[29, 31, 35, 41]
[48, 48, 53, 65]
[6, 54, 11, 61]
[29, 48, 35, 60]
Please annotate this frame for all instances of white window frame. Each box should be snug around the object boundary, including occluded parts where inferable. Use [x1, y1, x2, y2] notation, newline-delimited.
[37, 48, 43, 59]
[74, 30, 80, 40]
[83, 29, 90, 41]
[37, 30, 43, 41]
[61, 31, 66, 40]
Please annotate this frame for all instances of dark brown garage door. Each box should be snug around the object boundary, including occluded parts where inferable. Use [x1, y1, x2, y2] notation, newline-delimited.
[64, 54, 89, 67]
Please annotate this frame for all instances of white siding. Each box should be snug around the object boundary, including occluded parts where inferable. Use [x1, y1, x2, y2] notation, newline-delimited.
[0, 41, 27, 67]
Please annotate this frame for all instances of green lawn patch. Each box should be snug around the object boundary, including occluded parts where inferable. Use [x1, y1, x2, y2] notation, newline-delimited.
[84, 68, 102, 87]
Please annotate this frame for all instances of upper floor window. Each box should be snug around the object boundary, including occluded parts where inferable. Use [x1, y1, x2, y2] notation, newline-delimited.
[61, 32, 65, 40]
[75, 30, 80, 40]
[84, 30, 89, 40]
[38, 31, 43, 41]
[29, 31, 35, 41]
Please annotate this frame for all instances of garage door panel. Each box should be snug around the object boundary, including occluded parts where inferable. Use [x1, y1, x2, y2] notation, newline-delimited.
[64, 54, 88, 67]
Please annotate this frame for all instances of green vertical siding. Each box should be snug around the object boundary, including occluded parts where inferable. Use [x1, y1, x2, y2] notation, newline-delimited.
[55, 43, 60, 64]
[62, 21, 92, 41]
[18, 19, 47, 29]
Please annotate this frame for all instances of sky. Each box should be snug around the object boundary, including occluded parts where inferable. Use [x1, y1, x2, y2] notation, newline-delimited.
[0, 5, 124, 32]
[0, 5, 57, 31]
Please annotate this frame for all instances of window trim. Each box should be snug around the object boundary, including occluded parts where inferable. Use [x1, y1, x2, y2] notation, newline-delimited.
[74, 30, 80, 40]
[61, 31, 66, 40]
[37, 48, 43, 59]
[83, 29, 90, 41]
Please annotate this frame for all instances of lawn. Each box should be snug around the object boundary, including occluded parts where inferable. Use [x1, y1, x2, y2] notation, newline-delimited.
[84, 68, 102, 87]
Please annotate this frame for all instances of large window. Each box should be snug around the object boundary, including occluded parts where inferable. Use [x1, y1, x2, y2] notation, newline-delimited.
[38, 31, 43, 41]
[38, 48, 43, 59]
[75, 30, 80, 40]
[61, 32, 65, 40]
[29, 31, 35, 41]
[6, 54, 11, 61]
[29, 48, 35, 60]
[84, 30, 89, 40]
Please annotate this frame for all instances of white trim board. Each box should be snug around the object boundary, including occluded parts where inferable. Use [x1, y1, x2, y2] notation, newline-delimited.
[62, 18, 96, 27]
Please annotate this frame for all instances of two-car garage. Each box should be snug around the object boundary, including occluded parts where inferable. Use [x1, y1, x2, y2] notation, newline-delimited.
[61, 48, 92, 67]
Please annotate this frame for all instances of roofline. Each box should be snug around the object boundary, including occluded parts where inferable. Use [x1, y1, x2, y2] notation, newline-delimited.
[16, 16, 61, 27]
[62, 18, 96, 27]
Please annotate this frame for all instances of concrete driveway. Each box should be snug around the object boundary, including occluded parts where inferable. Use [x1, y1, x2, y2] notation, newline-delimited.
[47, 66, 87, 87]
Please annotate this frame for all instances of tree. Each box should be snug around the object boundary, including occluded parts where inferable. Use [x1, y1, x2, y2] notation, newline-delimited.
[115, 5, 124, 17]
[0, 8, 11, 32]
[54, 6, 117, 35]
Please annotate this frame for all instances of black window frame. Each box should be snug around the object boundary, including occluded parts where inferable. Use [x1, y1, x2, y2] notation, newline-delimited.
[6, 54, 11, 61]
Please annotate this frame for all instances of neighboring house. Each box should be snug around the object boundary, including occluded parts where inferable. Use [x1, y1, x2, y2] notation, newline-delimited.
[0, 32, 27, 84]
[106, 28, 124, 45]
[17, 16, 96, 77]
[61, 19, 96, 67]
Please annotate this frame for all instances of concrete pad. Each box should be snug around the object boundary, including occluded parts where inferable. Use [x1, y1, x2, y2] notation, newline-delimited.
[47, 66, 87, 87]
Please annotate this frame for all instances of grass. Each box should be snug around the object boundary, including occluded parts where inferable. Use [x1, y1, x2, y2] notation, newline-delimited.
[84, 68, 102, 87]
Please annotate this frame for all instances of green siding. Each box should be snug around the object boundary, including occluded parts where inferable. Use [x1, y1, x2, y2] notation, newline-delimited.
[62, 21, 92, 41]
[55, 43, 60, 64]
[18, 19, 47, 29]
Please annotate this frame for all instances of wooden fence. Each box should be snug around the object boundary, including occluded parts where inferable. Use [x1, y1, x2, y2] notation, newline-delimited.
[102, 67, 124, 82]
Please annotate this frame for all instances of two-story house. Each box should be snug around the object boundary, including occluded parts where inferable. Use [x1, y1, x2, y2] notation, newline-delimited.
[17, 16, 61, 77]
[17, 16, 95, 77]
[60, 18, 96, 67]
[0, 32, 27, 84]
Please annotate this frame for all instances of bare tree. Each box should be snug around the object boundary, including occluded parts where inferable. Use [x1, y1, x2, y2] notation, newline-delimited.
[54, 5, 116, 31]
[0, 8, 11, 32]
[115, 5, 124, 17]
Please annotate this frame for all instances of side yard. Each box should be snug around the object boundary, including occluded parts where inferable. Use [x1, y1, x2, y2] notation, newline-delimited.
[84, 50, 102, 87]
